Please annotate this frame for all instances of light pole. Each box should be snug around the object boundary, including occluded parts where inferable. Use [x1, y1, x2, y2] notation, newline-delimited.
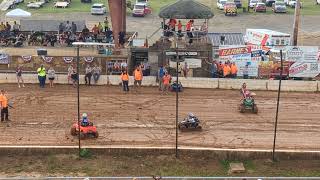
[76, 45, 81, 157]
[272, 49, 283, 161]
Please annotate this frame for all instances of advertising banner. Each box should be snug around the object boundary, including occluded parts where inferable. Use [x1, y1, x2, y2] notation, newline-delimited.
[0, 53, 9, 64]
[219, 46, 252, 61]
[286, 46, 319, 62]
[289, 62, 320, 78]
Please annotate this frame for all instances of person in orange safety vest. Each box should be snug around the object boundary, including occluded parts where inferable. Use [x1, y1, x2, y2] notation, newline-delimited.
[133, 66, 143, 92]
[121, 70, 129, 92]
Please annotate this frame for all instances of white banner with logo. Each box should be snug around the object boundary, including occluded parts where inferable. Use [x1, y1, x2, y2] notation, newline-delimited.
[286, 46, 319, 62]
[0, 53, 9, 64]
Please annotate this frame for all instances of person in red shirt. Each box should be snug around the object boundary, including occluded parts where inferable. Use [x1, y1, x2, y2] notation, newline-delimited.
[162, 72, 171, 95]
[91, 24, 99, 42]
[169, 18, 177, 32]
[186, 19, 194, 44]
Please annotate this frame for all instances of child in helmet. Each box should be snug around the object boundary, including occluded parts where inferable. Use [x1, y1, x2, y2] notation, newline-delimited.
[81, 113, 89, 126]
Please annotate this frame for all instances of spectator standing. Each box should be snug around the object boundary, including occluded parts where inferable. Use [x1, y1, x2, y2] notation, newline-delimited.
[65, 21, 72, 33]
[71, 22, 77, 34]
[120, 70, 129, 92]
[16, 65, 25, 88]
[37, 64, 46, 88]
[231, 62, 238, 78]
[92, 65, 101, 84]
[84, 65, 92, 85]
[104, 17, 109, 32]
[183, 62, 189, 77]
[12, 21, 20, 35]
[71, 69, 78, 87]
[67, 65, 74, 84]
[58, 22, 65, 34]
[98, 22, 103, 33]
[47, 66, 56, 88]
[243, 64, 249, 79]
[106, 28, 113, 43]
[92, 25, 99, 42]
[186, 20, 194, 44]
[223, 62, 231, 78]
[133, 66, 143, 92]
[119, 31, 125, 47]
[169, 18, 177, 32]
[162, 72, 171, 95]
[5, 22, 11, 36]
[82, 25, 90, 39]
[177, 20, 183, 37]
[217, 61, 223, 77]
[158, 65, 166, 91]
[0, 90, 9, 122]
[211, 60, 218, 78]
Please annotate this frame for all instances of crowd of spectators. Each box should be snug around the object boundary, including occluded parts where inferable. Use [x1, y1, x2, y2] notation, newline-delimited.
[163, 19, 208, 44]
[0, 17, 126, 48]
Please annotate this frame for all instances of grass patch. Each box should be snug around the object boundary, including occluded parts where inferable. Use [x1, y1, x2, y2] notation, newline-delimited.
[1, 153, 320, 176]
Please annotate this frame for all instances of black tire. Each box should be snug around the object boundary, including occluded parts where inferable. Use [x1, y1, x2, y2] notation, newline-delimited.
[253, 104, 258, 114]
[93, 131, 99, 138]
[79, 132, 86, 140]
[240, 104, 245, 113]
[70, 127, 77, 136]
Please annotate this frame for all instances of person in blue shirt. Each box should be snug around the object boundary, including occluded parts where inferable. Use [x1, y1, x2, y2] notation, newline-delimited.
[158, 65, 166, 91]
[81, 113, 89, 127]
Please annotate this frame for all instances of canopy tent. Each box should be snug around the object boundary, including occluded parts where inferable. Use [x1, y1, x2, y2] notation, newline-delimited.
[5, 8, 31, 18]
[159, 0, 214, 19]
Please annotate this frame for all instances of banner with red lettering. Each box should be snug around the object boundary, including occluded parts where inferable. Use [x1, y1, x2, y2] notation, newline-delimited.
[219, 45, 252, 61]
[289, 62, 320, 78]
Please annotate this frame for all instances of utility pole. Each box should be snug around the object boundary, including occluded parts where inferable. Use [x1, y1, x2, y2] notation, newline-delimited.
[292, 0, 301, 46]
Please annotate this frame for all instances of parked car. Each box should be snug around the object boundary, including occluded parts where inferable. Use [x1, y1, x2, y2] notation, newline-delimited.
[224, 1, 237, 16]
[266, 0, 275, 6]
[234, 0, 242, 8]
[254, 2, 267, 12]
[132, 3, 151, 17]
[136, 0, 148, 6]
[81, 0, 92, 3]
[217, 0, 227, 10]
[272, 1, 287, 13]
[91, 4, 107, 15]
[249, 0, 258, 8]
[288, 0, 302, 8]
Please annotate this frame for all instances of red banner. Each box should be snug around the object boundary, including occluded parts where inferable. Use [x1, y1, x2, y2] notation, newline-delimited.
[219, 47, 252, 56]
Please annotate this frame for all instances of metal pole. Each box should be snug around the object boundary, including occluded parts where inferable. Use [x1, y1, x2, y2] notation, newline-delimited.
[272, 49, 283, 161]
[175, 60, 179, 159]
[77, 45, 81, 158]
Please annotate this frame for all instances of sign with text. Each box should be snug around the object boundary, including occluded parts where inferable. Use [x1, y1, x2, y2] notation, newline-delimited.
[286, 46, 319, 62]
[289, 62, 320, 78]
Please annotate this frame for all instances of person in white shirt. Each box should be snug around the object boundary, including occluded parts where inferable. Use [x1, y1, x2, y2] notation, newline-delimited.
[84, 65, 92, 85]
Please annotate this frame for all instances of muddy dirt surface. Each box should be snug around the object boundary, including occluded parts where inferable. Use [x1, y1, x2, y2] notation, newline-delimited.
[1, 84, 320, 150]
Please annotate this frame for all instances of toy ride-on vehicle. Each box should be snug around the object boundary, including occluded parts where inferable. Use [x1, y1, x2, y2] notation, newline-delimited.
[178, 113, 202, 131]
[239, 97, 258, 114]
[70, 113, 99, 139]
[170, 81, 183, 92]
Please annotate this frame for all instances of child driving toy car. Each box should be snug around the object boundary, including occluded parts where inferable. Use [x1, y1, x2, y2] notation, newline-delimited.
[81, 113, 89, 127]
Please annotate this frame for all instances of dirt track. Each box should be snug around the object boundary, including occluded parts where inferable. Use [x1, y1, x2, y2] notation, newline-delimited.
[1, 83, 320, 151]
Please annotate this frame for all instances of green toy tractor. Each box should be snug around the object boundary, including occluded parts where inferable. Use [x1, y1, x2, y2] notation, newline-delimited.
[239, 98, 258, 114]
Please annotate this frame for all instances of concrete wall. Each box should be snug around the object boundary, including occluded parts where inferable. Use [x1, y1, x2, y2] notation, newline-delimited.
[1, 73, 319, 92]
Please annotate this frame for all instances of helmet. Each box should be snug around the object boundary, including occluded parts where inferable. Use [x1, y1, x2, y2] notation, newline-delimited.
[188, 112, 194, 117]
[82, 113, 87, 118]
